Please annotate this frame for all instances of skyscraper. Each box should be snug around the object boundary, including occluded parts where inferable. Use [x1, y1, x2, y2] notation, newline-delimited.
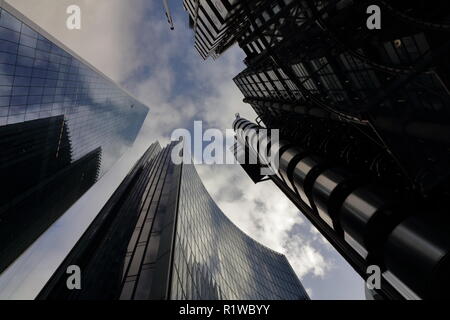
[38, 141, 309, 300]
[0, 115, 101, 274]
[232, 1, 450, 194]
[230, 1, 450, 300]
[184, 1, 450, 299]
[183, 0, 263, 59]
[0, 3, 148, 272]
[232, 115, 450, 300]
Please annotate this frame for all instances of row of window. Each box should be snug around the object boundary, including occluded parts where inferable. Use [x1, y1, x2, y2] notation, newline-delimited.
[240, 0, 297, 57]
[236, 45, 448, 117]
[172, 164, 308, 300]
[184, 0, 233, 59]
[119, 147, 172, 299]
[231, 0, 447, 118]
[0, 7, 148, 176]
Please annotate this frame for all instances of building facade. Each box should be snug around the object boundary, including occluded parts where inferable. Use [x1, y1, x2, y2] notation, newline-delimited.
[183, 0, 266, 59]
[233, 115, 450, 300]
[38, 141, 309, 300]
[232, 1, 450, 194]
[183, 0, 450, 299]
[0, 3, 148, 273]
[0, 115, 102, 275]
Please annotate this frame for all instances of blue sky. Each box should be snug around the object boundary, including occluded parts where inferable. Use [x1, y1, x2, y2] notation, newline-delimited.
[0, 0, 365, 299]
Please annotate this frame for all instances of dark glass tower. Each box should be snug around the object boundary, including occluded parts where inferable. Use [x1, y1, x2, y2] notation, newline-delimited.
[0, 4, 148, 272]
[0, 115, 101, 273]
[184, 0, 450, 299]
[38, 141, 309, 300]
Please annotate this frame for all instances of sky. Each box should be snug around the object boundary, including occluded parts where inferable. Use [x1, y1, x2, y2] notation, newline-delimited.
[2, 0, 365, 299]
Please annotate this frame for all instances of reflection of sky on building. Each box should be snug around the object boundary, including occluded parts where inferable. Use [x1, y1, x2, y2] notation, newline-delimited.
[0, 7, 149, 175]
[171, 164, 309, 300]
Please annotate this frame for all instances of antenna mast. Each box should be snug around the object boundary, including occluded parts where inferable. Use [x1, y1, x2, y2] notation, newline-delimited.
[163, 0, 174, 30]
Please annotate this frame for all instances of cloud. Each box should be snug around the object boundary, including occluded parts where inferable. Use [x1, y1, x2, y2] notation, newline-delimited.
[3, 0, 364, 299]
[6, 0, 335, 286]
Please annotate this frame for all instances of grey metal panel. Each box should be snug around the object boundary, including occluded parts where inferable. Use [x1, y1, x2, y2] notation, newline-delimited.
[384, 216, 450, 299]
[292, 156, 327, 208]
[312, 169, 350, 229]
[340, 186, 397, 256]
[279, 146, 305, 190]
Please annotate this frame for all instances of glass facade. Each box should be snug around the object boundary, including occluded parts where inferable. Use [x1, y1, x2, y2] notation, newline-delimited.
[0, 7, 148, 172]
[222, 1, 450, 300]
[118, 143, 180, 300]
[0, 5, 148, 273]
[171, 163, 308, 300]
[183, 0, 251, 59]
[184, 0, 230, 59]
[39, 142, 308, 300]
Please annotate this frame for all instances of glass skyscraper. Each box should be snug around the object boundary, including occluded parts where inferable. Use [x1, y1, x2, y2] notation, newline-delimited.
[38, 141, 309, 300]
[183, 0, 242, 60]
[183, 0, 272, 60]
[0, 3, 148, 273]
[171, 163, 306, 300]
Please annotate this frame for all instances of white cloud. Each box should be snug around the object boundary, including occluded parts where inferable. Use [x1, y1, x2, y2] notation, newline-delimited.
[2, 0, 363, 299]
[7, 0, 333, 283]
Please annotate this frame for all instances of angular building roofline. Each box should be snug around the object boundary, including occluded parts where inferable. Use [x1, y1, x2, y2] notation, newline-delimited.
[36, 141, 309, 300]
[0, 0, 148, 109]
